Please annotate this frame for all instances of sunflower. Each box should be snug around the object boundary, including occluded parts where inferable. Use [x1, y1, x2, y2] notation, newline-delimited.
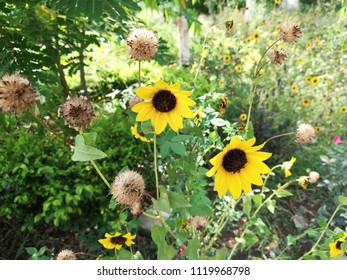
[305, 76, 312, 83]
[131, 124, 152, 142]
[311, 77, 320, 86]
[252, 31, 260, 41]
[281, 157, 296, 178]
[194, 108, 204, 125]
[315, 39, 321, 46]
[131, 80, 195, 135]
[179, 221, 191, 233]
[291, 84, 298, 93]
[329, 232, 347, 258]
[305, 40, 311, 48]
[245, 37, 252, 44]
[315, 126, 321, 133]
[340, 106, 347, 113]
[239, 113, 247, 121]
[235, 64, 242, 73]
[274, 0, 281, 5]
[223, 54, 231, 62]
[219, 78, 225, 87]
[206, 136, 272, 198]
[98, 232, 136, 250]
[297, 57, 304, 64]
[301, 98, 310, 106]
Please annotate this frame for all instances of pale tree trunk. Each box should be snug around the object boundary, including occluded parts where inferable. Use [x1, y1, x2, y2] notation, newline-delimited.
[283, 0, 299, 9]
[177, 15, 190, 66]
[244, 0, 255, 20]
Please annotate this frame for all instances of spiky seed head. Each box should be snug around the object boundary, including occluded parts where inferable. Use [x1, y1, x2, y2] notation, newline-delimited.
[111, 170, 145, 206]
[129, 96, 143, 109]
[56, 249, 77, 260]
[58, 95, 96, 131]
[308, 171, 320, 183]
[130, 200, 144, 215]
[279, 21, 302, 43]
[295, 122, 316, 144]
[269, 49, 287, 65]
[127, 28, 159, 61]
[0, 73, 40, 115]
[190, 216, 208, 231]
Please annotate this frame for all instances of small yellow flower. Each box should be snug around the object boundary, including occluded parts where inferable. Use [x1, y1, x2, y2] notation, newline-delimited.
[291, 84, 298, 93]
[190, 63, 198, 73]
[301, 99, 310, 106]
[179, 221, 191, 232]
[298, 176, 308, 190]
[98, 232, 136, 250]
[340, 106, 347, 113]
[282, 157, 296, 178]
[131, 124, 152, 142]
[329, 232, 347, 258]
[311, 77, 320, 86]
[305, 40, 311, 48]
[239, 113, 247, 121]
[245, 37, 252, 44]
[219, 78, 225, 87]
[274, 0, 281, 5]
[305, 76, 312, 83]
[315, 126, 321, 133]
[252, 31, 260, 41]
[274, 26, 280, 34]
[315, 39, 321, 46]
[223, 54, 231, 62]
[297, 57, 304, 64]
[235, 64, 242, 73]
[194, 108, 204, 125]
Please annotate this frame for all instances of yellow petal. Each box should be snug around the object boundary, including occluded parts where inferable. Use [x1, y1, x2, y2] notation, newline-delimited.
[154, 80, 169, 90]
[175, 102, 195, 118]
[177, 90, 193, 96]
[229, 173, 242, 199]
[210, 151, 225, 166]
[247, 158, 271, 173]
[214, 169, 229, 196]
[136, 103, 155, 121]
[241, 164, 264, 186]
[247, 151, 272, 161]
[206, 165, 218, 177]
[229, 135, 242, 148]
[135, 86, 156, 100]
[167, 111, 183, 131]
[240, 172, 252, 193]
[239, 137, 256, 149]
[176, 96, 196, 106]
[132, 101, 149, 113]
[168, 83, 180, 91]
[153, 112, 168, 134]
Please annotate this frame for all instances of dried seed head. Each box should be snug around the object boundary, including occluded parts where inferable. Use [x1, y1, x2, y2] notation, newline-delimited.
[295, 122, 316, 144]
[127, 28, 159, 61]
[189, 216, 208, 231]
[111, 170, 145, 206]
[279, 21, 302, 43]
[0, 73, 40, 115]
[58, 95, 96, 131]
[130, 200, 144, 215]
[308, 171, 320, 184]
[56, 249, 77, 260]
[269, 49, 287, 65]
[129, 96, 143, 109]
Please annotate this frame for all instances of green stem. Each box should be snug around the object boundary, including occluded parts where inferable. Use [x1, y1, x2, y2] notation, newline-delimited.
[142, 211, 177, 239]
[227, 179, 297, 260]
[298, 204, 343, 260]
[264, 132, 295, 145]
[153, 134, 159, 199]
[91, 160, 111, 189]
[261, 164, 282, 196]
[138, 60, 141, 87]
[142, 212, 160, 220]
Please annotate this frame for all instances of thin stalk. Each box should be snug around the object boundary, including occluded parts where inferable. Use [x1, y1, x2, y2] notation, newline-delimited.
[138, 60, 141, 87]
[91, 160, 110, 188]
[153, 134, 159, 199]
[298, 204, 343, 260]
[264, 132, 295, 144]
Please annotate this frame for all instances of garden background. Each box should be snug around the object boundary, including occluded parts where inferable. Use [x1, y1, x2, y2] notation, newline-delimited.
[0, 0, 346, 260]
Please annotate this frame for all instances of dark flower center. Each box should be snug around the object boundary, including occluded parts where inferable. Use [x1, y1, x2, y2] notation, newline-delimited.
[222, 149, 248, 173]
[110, 235, 127, 246]
[69, 105, 85, 118]
[152, 90, 176, 112]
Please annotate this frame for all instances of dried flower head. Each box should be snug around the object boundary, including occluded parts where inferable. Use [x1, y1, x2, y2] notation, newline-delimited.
[0, 73, 40, 115]
[127, 28, 159, 61]
[111, 170, 145, 207]
[269, 49, 287, 65]
[58, 95, 96, 131]
[129, 96, 143, 109]
[189, 216, 208, 231]
[295, 122, 316, 144]
[308, 171, 320, 184]
[279, 21, 302, 43]
[56, 249, 77, 260]
[130, 200, 144, 215]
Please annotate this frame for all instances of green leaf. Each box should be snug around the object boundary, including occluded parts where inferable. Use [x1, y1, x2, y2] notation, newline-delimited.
[167, 192, 191, 209]
[338, 196, 347, 205]
[71, 135, 107, 162]
[245, 121, 254, 139]
[117, 249, 132, 260]
[151, 225, 177, 260]
[286, 234, 296, 246]
[185, 237, 200, 259]
[242, 195, 252, 217]
[160, 142, 171, 158]
[170, 142, 186, 156]
[275, 189, 293, 198]
[209, 130, 218, 142]
[266, 199, 276, 214]
[82, 132, 97, 146]
[210, 247, 227, 260]
[252, 194, 263, 207]
[210, 118, 226, 126]
[253, 69, 270, 85]
[189, 203, 213, 216]
[341, 241, 347, 252]
[132, 251, 144, 260]
[244, 231, 259, 249]
[152, 192, 171, 214]
[38, 247, 46, 256]
[26, 247, 37, 255]
[151, 225, 167, 245]
[141, 120, 153, 134]
[171, 135, 192, 142]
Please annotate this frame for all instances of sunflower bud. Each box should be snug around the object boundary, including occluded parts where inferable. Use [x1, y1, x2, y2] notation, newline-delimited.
[279, 21, 302, 43]
[295, 122, 316, 144]
[127, 28, 159, 61]
[130, 200, 144, 215]
[308, 171, 320, 184]
[58, 95, 96, 131]
[111, 170, 145, 207]
[56, 249, 77, 260]
[0, 73, 40, 115]
[269, 49, 287, 65]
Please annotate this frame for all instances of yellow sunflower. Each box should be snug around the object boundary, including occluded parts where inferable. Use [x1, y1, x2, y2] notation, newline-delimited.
[301, 98, 310, 106]
[219, 78, 225, 87]
[131, 80, 195, 135]
[315, 126, 321, 133]
[274, 0, 281, 5]
[329, 232, 347, 258]
[206, 136, 272, 198]
[305, 76, 312, 83]
[252, 31, 260, 41]
[311, 77, 320, 86]
[306, 40, 311, 48]
[315, 39, 321, 46]
[235, 64, 242, 73]
[223, 54, 231, 62]
[98, 232, 136, 250]
[291, 84, 298, 93]
[298, 57, 304, 64]
[179, 221, 191, 233]
[194, 108, 204, 125]
[245, 37, 252, 44]
[239, 113, 247, 121]
[340, 106, 347, 113]
[131, 124, 152, 142]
